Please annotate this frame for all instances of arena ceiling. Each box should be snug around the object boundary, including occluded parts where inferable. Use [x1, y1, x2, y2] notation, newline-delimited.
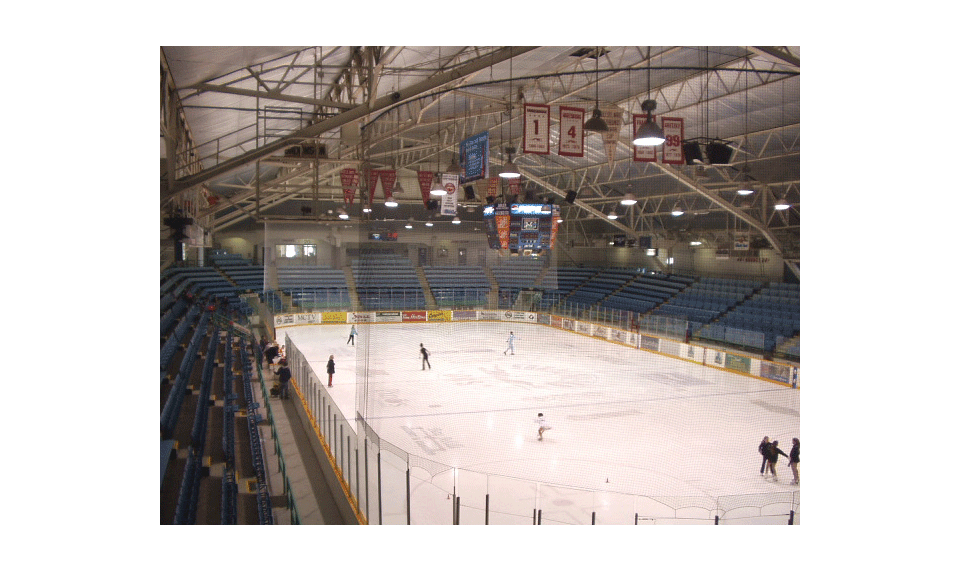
[160, 46, 799, 267]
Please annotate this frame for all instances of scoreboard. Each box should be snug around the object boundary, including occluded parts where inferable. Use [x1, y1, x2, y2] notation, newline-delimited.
[483, 203, 560, 255]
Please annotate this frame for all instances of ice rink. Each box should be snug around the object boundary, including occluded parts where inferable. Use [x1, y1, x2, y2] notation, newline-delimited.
[277, 320, 800, 524]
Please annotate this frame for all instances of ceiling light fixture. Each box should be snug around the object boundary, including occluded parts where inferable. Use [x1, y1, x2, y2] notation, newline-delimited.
[452, 216, 461, 224]
[671, 203, 684, 216]
[775, 200, 790, 211]
[499, 146, 521, 179]
[620, 193, 638, 206]
[430, 173, 446, 196]
[583, 47, 608, 133]
[606, 210, 618, 220]
[337, 208, 349, 220]
[633, 48, 665, 146]
[500, 56, 522, 179]
[384, 195, 398, 207]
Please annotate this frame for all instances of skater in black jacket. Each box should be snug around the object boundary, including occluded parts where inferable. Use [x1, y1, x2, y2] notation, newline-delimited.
[788, 438, 800, 485]
[763, 440, 789, 482]
[759, 436, 770, 475]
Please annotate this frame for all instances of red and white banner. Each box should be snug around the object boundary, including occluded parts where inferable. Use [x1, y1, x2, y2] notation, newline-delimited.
[418, 171, 435, 206]
[661, 117, 684, 165]
[485, 176, 500, 200]
[523, 103, 550, 155]
[340, 167, 360, 204]
[632, 114, 657, 162]
[378, 170, 397, 195]
[507, 178, 522, 198]
[558, 106, 585, 157]
[496, 210, 510, 249]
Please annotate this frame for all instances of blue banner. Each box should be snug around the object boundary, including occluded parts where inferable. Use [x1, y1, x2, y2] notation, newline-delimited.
[460, 131, 489, 183]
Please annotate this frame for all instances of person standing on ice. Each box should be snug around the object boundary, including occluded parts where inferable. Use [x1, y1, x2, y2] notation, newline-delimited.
[758, 436, 770, 475]
[419, 343, 431, 370]
[326, 355, 335, 387]
[536, 413, 551, 441]
[788, 438, 800, 485]
[347, 324, 357, 345]
[763, 439, 789, 482]
[504, 331, 516, 355]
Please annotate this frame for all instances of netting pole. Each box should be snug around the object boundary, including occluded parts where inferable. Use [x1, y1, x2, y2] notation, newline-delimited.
[532, 509, 536, 524]
[537, 509, 542, 525]
[376, 452, 383, 525]
[591, 512, 596, 525]
[406, 468, 411, 525]
[715, 515, 719, 525]
[788, 510, 794, 525]
[455, 496, 461, 525]
[485, 494, 489, 525]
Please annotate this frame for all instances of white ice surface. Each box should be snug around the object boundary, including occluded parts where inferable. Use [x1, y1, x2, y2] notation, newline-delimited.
[279, 321, 799, 505]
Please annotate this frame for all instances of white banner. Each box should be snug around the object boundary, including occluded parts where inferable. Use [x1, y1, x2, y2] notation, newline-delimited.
[661, 117, 684, 165]
[734, 234, 750, 250]
[440, 173, 459, 216]
[558, 106, 585, 157]
[523, 103, 550, 155]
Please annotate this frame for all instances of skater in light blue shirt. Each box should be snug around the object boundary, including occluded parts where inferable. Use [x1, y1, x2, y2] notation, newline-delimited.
[504, 331, 515, 355]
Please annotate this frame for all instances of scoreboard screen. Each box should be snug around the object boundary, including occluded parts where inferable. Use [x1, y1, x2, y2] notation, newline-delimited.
[483, 203, 560, 255]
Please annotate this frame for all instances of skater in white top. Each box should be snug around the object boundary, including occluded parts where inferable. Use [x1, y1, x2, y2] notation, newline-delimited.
[536, 413, 551, 441]
[504, 331, 516, 355]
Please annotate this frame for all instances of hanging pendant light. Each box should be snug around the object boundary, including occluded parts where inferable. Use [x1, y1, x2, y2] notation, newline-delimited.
[620, 193, 638, 206]
[430, 173, 446, 196]
[671, 203, 684, 216]
[584, 47, 608, 133]
[499, 145, 521, 179]
[633, 51, 665, 146]
[633, 100, 666, 146]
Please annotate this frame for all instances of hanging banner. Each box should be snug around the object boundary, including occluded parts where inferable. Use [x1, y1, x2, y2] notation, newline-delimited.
[459, 131, 489, 183]
[523, 104, 550, 155]
[558, 106, 585, 157]
[550, 210, 561, 249]
[363, 169, 380, 207]
[485, 176, 500, 200]
[340, 168, 361, 205]
[734, 234, 750, 250]
[507, 178, 522, 198]
[600, 103, 624, 169]
[378, 170, 397, 196]
[661, 117, 684, 165]
[496, 204, 511, 249]
[418, 171, 435, 207]
[440, 173, 459, 216]
[632, 114, 657, 162]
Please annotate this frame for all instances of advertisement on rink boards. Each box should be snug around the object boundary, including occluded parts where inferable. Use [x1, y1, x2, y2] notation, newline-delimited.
[270, 310, 798, 388]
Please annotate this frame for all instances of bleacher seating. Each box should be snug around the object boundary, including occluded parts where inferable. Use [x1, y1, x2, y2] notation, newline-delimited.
[702, 281, 800, 353]
[423, 266, 491, 307]
[538, 266, 600, 308]
[352, 254, 425, 310]
[277, 266, 351, 310]
[600, 272, 691, 315]
[564, 268, 636, 308]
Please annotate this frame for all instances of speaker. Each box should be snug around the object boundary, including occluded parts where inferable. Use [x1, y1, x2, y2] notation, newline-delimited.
[682, 142, 703, 165]
[706, 142, 733, 165]
[464, 185, 476, 201]
[565, 191, 577, 204]
[427, 199, 439, 211]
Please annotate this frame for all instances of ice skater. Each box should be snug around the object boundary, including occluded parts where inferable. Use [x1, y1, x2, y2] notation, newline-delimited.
[758, 436, 770, 475]
[347, 324, 357, 345]
[504, 331, 515, 355]
[763, 439, 789, 482]
[326, 355, 335, 387]
[420, 343, 431, 370]
[536, 413, 551, 441]
[788, 438, 800, 485]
